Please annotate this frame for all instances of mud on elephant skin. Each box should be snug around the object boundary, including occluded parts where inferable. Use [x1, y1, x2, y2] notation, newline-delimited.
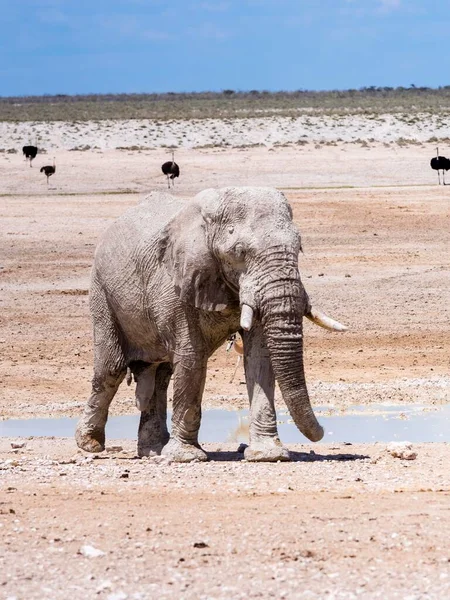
[75, 187, 347, 462]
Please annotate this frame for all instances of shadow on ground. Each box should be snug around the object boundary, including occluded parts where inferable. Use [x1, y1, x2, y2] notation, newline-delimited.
[207, 449, 370, 462]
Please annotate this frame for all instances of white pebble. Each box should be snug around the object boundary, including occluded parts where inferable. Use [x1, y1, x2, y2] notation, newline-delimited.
[386, 441, 417, 460]
[107, 593, 128, 600]
[11, 442, 26, 449]
[79, 544, 106, 558]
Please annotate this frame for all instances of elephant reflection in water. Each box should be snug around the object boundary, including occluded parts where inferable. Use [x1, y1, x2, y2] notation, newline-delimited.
[228, 412, 250, 445]
[76, 187, 347, 462]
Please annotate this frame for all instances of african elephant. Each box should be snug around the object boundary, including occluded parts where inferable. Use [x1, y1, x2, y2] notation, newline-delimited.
[75, 187, 346, 462]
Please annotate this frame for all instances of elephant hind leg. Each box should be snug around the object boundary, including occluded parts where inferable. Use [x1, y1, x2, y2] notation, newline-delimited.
[76, 367, 126, 452]
[137, 362, 172, 457]
[76, 290, 127, 453]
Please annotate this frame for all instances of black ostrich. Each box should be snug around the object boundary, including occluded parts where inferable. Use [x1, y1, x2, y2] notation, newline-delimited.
[40, 159, 56, 186]
[161, 151, 180, 188]
[22, 145, 38, 167]
[430, 147, 450, 185]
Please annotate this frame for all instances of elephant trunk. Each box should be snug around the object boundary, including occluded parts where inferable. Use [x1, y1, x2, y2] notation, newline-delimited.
[255, 260, 324, 442]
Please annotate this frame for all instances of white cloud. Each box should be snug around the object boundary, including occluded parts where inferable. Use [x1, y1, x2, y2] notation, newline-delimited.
[188, 22, 231, 40]
[142, 30, 173, 41]
[196, 2, 230, 11]
[99, 16, 173, 42]
[378, 0, 401, 11]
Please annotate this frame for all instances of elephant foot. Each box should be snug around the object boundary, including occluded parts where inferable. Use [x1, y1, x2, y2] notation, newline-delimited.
[137, 430, 169, 458]
[137, 443, 165, 458]
[161, 438, 208, 463]
[244, 438, 290, 462]
[75, 424, 105, 453]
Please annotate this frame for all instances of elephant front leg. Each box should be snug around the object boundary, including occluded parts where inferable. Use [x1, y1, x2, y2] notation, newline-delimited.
[161, 357, 208, 463]
[243, 326, 290, 462]
[137, 363, 172, 457]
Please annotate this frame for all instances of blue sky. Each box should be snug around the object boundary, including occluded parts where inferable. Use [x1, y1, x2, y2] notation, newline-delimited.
[0, 0, 448, 96]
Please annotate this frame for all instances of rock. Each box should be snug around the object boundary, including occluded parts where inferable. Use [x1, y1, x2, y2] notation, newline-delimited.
[387, 441, 417, 460]
[106, 445, 123, 453]
[11, 442, 26, 449]
[150, 456, 172, 465]
[107, 593, 127, 600]
[193, 541, 209, 548]
[79, 544, 106, 558]
[95, 580, 112, 592]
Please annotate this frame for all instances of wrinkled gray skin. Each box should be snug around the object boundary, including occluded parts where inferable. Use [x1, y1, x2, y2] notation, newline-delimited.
[75, 187, 325, 462]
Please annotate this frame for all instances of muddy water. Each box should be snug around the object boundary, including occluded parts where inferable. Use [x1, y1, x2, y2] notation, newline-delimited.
[1, 405, 449, 443]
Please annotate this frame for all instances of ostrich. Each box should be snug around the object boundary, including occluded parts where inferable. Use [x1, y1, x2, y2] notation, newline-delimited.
[40, 158, 56, 186]
[161, 151, 180, 188]
[430, 147, 450, 185]
[22, 145, 38, 167]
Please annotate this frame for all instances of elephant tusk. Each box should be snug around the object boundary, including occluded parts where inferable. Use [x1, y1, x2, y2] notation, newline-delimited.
[306, 307, 348, 332]
[240, 304, 254, 331]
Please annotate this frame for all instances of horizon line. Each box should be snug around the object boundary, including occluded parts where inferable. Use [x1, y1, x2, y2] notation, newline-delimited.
[2, 85, 450, 101]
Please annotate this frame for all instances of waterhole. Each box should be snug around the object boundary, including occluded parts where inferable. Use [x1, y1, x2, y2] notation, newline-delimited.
[1, 404, 449, 443]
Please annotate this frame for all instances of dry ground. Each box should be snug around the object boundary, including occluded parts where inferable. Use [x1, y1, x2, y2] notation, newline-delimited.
[1, 145, 449, 418]
[1, 439, 449, 600]
[0, 143, 449, 599]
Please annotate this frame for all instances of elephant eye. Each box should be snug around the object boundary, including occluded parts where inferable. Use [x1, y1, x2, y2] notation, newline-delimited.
[230, 242, 245, 260]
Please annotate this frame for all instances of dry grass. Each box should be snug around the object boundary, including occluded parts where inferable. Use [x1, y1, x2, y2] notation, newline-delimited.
[3, 87, 450, 122]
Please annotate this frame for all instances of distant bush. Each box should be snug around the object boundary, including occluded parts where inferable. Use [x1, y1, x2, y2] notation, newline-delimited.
[68, 145, 91, 151]
[2, 87, 450, 122]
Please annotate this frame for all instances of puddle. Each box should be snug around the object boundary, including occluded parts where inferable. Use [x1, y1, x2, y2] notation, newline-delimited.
[1, 404, 449, 443]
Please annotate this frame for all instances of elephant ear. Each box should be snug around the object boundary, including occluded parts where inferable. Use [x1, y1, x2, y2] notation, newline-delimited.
[159, 203, 234, 311]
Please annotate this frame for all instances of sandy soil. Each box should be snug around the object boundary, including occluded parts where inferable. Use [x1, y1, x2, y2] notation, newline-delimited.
[1, 138, 449, 599]
[1, 439, 449, 600]
[1, 144, 449, 419]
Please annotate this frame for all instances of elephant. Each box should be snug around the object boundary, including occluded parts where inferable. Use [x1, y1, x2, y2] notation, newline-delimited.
[75, 187, 347, 462]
